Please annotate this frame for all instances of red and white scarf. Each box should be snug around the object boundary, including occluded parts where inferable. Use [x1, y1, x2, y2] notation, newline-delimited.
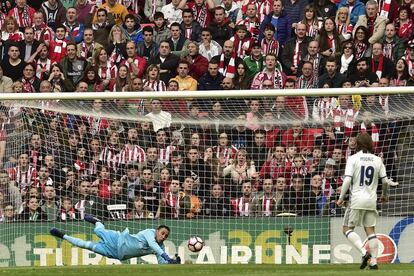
[372, 55, 384, 79]
[214, 145, 238, 167]
[219, 52, 236, 78]
[167, 192, 180, 218]
[327, 36, 336, 54]
[355, 42, 367, 60]
[53, 39, 66, 53]
[337, 23, 353, 36]
[251, 69, 284, 89]
[332, 107, 356, 137]
[33, 23, 53, 43]
[379, 0, 391, 19]
[158, 145, 175, 165]
[314, 97, 335, 121]
[237, 17, 261, 40]
[98, 62, 117, 81]
[293, 40, 302, 68]
[306, 22, 319, 38]
[383, 41, 395, 61]
[12, 6, 31, 28]
[0, 12, 6, 30]
[60, 208, 77, 221]
[261, 196, 274, 216]
[231, 36, 251, 59]
[121, 0, 140, 14]
[235, 197, 251, 216]
[36, 59, 52, 80]
[192, 3, 209, 28]
[22, 77, 36, 93]
[404, 54, 414, 76]
[79, 42, 94, 60]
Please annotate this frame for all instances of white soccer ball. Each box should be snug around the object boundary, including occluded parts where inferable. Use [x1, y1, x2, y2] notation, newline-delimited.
[188, 236, 204, 252]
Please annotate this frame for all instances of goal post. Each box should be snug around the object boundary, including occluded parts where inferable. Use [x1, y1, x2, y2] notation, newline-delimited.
[0, 89, 413, 266]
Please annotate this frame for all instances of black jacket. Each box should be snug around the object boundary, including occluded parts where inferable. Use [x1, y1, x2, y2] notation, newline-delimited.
[148, 53, 179, 84]
[17, 40, 41, 61]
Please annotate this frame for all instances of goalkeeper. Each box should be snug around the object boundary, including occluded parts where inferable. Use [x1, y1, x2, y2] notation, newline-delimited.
[50, 214, 180, 264]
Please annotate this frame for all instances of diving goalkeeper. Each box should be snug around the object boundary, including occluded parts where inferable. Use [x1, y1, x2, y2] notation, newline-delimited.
[50, 214, 181, 264]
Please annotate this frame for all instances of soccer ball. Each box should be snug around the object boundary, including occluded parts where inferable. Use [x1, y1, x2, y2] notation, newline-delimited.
[188, 236, 204, 252]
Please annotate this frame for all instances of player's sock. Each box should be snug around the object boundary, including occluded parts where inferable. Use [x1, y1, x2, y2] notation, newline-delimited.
[63, 235, 95, 251]
[368, 234, 378, 265]
[345, 230, 367, 256]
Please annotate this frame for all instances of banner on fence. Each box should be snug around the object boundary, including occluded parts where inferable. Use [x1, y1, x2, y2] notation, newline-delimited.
[0, 218, 330, 266]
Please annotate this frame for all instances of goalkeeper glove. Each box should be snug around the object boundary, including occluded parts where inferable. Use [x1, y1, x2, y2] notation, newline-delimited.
[161, 253, 181, 264]
[174, 254, 181, 264]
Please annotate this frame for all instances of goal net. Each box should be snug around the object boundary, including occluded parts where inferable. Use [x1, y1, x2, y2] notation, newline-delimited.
[0, 90, 413, 266]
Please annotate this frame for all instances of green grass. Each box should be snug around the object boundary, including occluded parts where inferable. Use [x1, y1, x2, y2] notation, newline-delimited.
[1, 264, 413, 276]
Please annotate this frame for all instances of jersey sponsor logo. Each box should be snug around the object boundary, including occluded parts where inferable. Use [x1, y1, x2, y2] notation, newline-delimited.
[363, 234, 397, 263]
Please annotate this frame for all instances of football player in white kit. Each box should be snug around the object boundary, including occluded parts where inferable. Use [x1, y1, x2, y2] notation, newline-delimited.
[337, 133, 398, 270]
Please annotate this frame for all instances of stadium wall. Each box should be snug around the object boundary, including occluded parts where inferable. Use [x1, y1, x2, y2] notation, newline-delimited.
[0, 218, 329, 266]
[1, 217, 412, 267]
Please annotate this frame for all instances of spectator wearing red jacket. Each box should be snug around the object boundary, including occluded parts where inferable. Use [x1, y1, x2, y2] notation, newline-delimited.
[121, 41, 147, 78]
[282, 122, 315, 156]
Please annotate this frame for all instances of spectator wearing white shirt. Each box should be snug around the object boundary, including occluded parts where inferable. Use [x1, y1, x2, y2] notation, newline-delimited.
[145, 99, 172, 132]
[199, 27, 222, 61]
[161, 0, 187, 27]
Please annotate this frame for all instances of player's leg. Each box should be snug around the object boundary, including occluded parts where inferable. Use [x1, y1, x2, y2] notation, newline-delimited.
[342, 208, 370, 269]
[364, 211, 379, 270]
[50, 228, 109, 257]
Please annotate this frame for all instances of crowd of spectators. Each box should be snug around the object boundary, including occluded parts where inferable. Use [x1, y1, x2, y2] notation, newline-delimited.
[0, 0, 411, 222]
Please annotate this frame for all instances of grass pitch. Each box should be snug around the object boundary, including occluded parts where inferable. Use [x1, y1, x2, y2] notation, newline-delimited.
[1, 264, 413, 276]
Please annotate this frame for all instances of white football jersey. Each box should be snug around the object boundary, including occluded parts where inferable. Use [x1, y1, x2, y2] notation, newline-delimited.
[344, 150, 387, 210]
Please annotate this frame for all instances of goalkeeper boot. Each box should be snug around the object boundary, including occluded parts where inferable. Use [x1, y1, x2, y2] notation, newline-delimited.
[369, 264, 378, 270]
[360, 252, 371, 269]
[84, 213, 101, 225]
[50, 228, 65, 239]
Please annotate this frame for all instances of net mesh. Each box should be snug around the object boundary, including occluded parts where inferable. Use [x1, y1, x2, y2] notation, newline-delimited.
[0, 93, 413, 266]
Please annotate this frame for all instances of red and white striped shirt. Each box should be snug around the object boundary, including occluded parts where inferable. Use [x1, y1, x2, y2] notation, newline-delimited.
[157, 145, 175, 165]
[332, 107, 358, 137]
[213, 145, 238, 167]
[99, 145, 122, 173]
[143, 80, 167, 91]
[232, 197, 252, 217]
[120, 144, 146, 164]
[8, 166, 37, 193]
